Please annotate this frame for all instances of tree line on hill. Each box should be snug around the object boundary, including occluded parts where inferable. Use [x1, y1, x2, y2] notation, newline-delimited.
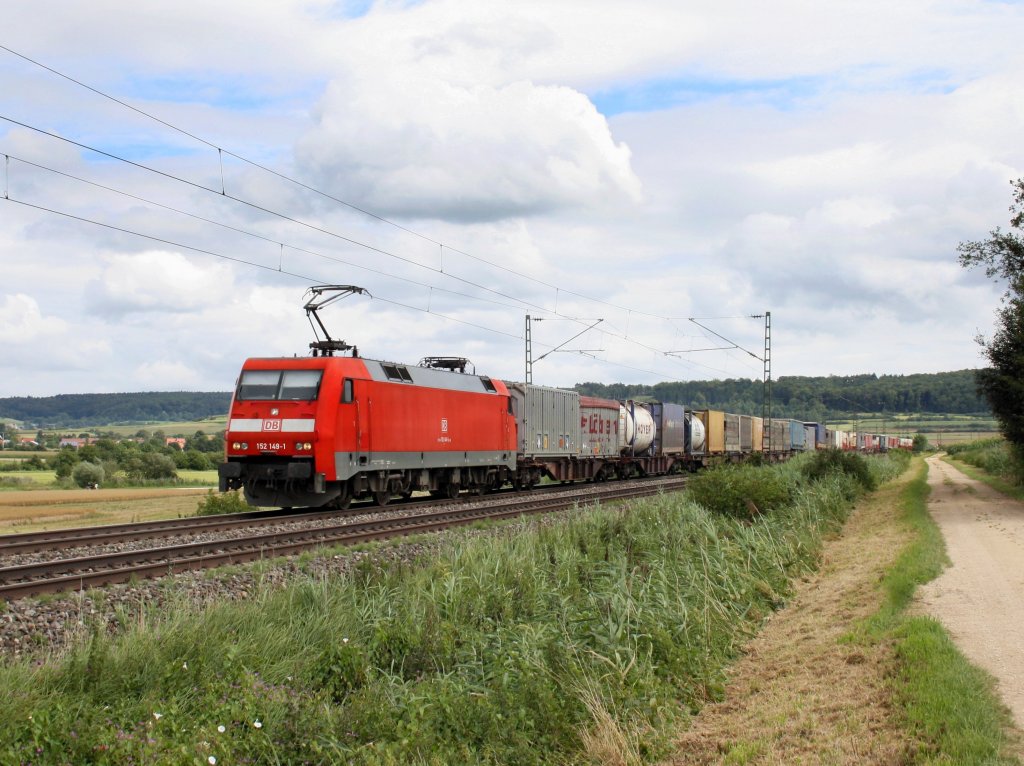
[575, 369, 987, 422]
[0, 369, 988, 431]
[0, 392, 232, 428]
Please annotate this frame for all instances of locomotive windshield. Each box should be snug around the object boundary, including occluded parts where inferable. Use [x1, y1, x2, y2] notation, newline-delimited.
[237, 369, 323, 401]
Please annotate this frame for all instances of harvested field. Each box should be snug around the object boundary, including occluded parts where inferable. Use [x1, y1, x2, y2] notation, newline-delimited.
[0, 488, 212, 534]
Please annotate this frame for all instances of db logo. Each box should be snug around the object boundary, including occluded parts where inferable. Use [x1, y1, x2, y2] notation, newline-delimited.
[263, 419, 282, 432]
[441, 418, 449, 433]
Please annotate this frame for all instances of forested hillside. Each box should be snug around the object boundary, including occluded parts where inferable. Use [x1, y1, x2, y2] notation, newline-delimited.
[0, 369, 986, 428]
[576, 369, 987, 422]
[0, 392, 232, 427]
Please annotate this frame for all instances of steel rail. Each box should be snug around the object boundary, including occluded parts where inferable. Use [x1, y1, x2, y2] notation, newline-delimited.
[0, 479, 686, 600]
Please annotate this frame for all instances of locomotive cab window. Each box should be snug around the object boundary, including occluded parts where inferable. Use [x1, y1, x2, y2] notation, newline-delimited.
[342, 378, 354, 403]
[237, 370, 280, 400]
[237, 369, 323, 401]
[280, 370, 322, 400]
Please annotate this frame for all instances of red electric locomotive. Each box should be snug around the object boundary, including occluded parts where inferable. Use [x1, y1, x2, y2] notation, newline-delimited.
[218, 286, 517, 508]
[218, 354, 517, 508]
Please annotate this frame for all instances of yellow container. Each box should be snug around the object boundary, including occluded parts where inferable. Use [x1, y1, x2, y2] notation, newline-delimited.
[751, 416, 764, 452]
[700, 410, 726, 454]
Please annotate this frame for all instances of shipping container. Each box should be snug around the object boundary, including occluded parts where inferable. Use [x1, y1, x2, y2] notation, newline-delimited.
[579, 396, 620, 457]
[725, 413, 741, 452]
[687, 411, 707, 454]
[788, 419, 806, 451]
[739, 415, 753, 452]
[803, 425, 816, 451]
[700, 410, 726, 454]
[644, 402, 686, 455]
[767, 419, 787, 452]
[805, 422, 826, 449]
[751, 416, 764, 452]
[508, 383, 580, 458]
[619, 400, 656, 454]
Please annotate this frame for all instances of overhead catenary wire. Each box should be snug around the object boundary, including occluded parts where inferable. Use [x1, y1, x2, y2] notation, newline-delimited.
[1, 146, 744, 378]
[0, 45, 763, 380]
[3, 193, 714, 382]
[0, 43, 697, 324]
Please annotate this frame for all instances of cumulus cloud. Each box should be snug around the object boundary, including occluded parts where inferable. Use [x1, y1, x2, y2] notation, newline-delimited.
[297, 76, 641, 221]
[86, 250, 232, 317]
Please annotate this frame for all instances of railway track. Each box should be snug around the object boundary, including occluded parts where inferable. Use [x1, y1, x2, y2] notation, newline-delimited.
[0, 477, 687, 601]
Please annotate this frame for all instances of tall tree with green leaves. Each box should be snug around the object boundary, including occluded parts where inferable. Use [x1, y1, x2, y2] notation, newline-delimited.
[958, 178, 1024, 455]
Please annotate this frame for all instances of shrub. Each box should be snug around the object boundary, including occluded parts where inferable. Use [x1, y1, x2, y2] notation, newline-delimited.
[124, 453, 178, 481]
[196, 489, 249, 516]
[802, 448, 876, 491]
[71, 461, 105, 488]
[686, 463, 794, 519]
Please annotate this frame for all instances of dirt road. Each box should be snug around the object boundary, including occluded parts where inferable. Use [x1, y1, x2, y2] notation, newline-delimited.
[917, 455, 1024, 728]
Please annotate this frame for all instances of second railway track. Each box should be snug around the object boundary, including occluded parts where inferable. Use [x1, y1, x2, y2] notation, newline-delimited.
[0, 477, 688, 601]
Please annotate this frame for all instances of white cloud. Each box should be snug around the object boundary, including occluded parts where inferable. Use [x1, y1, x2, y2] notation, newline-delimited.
[86, 251, 231, 317]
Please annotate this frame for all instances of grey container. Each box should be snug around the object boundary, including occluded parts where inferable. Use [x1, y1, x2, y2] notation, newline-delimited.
[506, 383, 581, 458]
[724, 413, 741, 452]
[645, 402, 686, 455]
[739, 415, 753, 452]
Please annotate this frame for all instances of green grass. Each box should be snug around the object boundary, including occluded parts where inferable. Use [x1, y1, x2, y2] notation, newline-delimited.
[0, 454, 915, 765]
[854, 459, 1021, 764]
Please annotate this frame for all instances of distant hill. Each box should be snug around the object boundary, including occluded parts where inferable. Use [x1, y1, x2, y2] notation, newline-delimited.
[0, 392, 232, 428]
[575, 369, 988, 422]
[0, 370, 988, 428]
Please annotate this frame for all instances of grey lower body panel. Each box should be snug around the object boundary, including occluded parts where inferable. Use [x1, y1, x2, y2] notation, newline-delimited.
[335, 450, 516, 481]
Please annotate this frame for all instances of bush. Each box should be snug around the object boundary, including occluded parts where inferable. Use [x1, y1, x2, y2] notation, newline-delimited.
[71, 461, 104, 488]
[196, 489, 249, 516]
[686, 463, 794, 519]
[802, 448, 877, 491]
[124, 453, 178, 481]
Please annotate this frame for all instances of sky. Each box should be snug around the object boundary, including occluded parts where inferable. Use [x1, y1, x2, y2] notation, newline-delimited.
[2, 0, 1023, 397]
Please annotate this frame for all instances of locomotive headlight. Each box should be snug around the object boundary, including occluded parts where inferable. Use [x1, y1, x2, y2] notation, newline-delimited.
[232, 441, 248, 450]
[295, 442, 312, 451]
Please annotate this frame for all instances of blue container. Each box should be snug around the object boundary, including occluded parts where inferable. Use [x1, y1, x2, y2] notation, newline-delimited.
[788, 419, 806, 450]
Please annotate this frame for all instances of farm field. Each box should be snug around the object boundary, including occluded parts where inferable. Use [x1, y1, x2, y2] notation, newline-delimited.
[0, 486, 214, 534]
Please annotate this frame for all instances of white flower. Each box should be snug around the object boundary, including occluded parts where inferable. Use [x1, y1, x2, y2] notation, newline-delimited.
[342, 637, 349, 644]
[153, 713, 162, 720]
[182, 661, 188, 670]
[217, 725, 226, 733]
[208, 757, 217, 765]
[253, 720, 263, 729]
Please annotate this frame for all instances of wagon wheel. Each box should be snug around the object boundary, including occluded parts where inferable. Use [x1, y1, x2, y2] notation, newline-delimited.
[445, 482, 460, 499]
[374, 489, 391, 507]
[472, 483, 488, 497]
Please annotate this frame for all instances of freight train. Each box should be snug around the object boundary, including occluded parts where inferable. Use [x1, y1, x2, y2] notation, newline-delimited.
[217, 352, 911, 509]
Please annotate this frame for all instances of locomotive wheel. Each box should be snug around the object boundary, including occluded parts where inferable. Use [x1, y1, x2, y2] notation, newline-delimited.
[445, 483, 460, 499]
[374, 490, 391, 507]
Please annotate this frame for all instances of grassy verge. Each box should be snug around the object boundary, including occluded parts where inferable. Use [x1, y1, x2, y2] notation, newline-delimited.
[857, 458, 1021, 764]
[942, 456, 1024, 502]
[0, 454, 907, 765]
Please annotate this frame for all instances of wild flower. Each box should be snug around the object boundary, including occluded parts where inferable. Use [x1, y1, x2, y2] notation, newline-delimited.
[182, 661, 188, 670]
[208, 757, 217, 765]
[217, 725, 226, 733]
[152, 713, 162, 720]
[253, 720, 263, 729]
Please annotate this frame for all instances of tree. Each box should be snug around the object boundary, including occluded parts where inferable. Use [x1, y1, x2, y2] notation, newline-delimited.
[958, 178, 1024, 460]
[72, 461, 105, 488]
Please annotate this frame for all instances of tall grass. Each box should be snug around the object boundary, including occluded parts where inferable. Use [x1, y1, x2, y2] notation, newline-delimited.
[945, 438, 1024, 486]
[0, 453, 907, 765]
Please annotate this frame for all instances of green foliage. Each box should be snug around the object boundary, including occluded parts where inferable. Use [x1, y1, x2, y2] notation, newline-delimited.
[802, 448, 876, 492]
[71, 461, 105, 488]
[959, 177, 1024, 454]
[945, 438, 1024, 485]
[123, 453, 178, 481]
[0, 391, 231, 428]
[685, 463, 795, 519]
[0, 461, 893, 766]
[576, 369, 988, 420]
[195, 490, 249, 516]
[48, 448, 79, 479]
[911, 433, 929, 452]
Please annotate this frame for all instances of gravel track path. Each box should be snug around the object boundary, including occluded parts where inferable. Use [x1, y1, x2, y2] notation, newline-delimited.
[917, 455, 1024, 729]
